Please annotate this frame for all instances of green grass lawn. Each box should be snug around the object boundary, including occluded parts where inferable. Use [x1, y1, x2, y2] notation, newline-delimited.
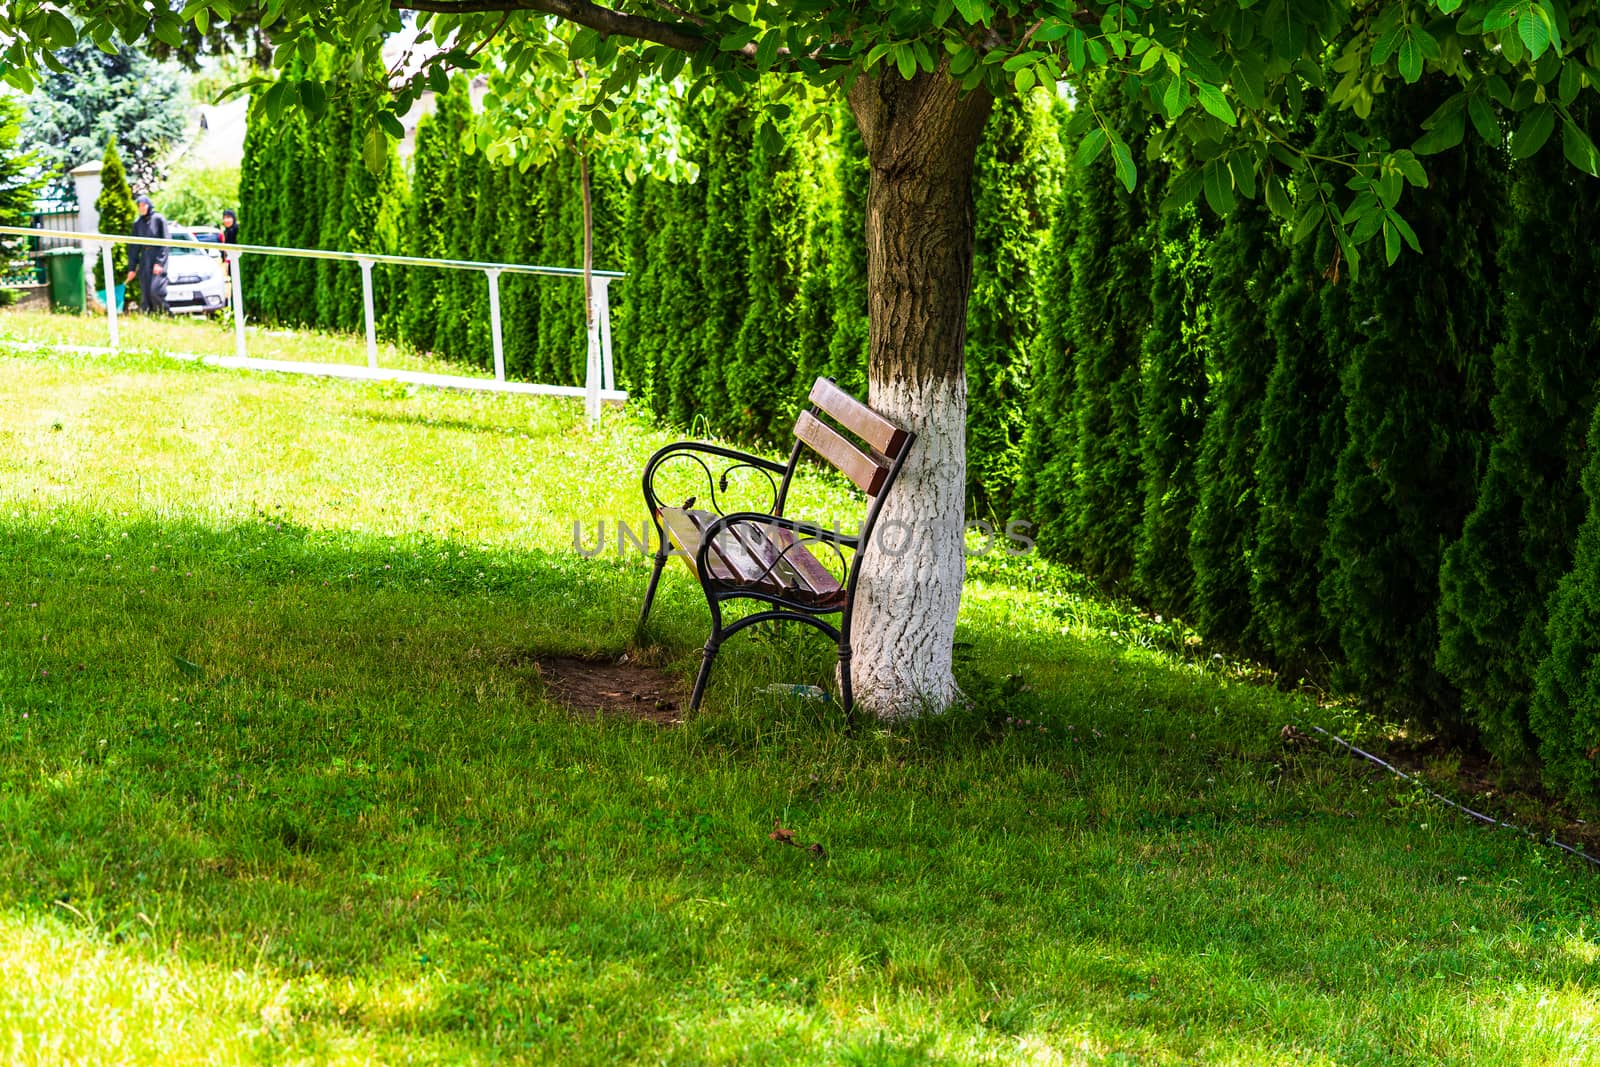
[2, 318, 1598, 1065]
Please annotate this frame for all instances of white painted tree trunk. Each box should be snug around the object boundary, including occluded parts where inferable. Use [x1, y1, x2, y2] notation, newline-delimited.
[850, 373, 967, 718]
[844, 68, 992, 720]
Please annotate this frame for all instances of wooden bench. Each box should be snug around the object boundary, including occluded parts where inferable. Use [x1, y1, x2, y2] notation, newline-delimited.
[637, 377, 916, 719]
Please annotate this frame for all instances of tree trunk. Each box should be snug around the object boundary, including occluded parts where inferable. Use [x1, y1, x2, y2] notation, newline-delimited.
[845, 70, 992, 720]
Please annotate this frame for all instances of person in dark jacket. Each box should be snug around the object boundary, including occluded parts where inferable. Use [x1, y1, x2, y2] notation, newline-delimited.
[126, 195, 170, 313]
[219, 208, 238, 278]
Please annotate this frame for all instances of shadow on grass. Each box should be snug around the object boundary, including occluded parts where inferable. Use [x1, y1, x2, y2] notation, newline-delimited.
[3, 509, 1600, 1063]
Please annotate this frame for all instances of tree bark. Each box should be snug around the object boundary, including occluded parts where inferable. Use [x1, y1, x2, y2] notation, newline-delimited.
[845, 70, 992, 720]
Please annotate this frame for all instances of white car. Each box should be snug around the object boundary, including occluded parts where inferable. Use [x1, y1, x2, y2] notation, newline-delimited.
[163, 227, 229, 314]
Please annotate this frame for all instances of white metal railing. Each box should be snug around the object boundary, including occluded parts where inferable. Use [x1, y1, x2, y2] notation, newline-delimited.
[0, 224, 626, 420]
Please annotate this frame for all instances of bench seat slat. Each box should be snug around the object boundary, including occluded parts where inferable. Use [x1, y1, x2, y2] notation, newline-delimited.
[658, 506, 845, 610]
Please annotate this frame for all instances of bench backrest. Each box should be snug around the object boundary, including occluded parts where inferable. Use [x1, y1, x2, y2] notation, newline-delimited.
[791, 377, 913, 498]
[772, 378, 916, 596]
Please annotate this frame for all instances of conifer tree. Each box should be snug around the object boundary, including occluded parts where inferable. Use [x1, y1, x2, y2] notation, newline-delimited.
[1437, 113, 1600, 767]
[732, 95, 809, 443]
[967, 91, 1061, 518]
[533, 151, 584, 382]
[93, 137, 135, 296]
[1319, 86, 1502, 730]
[1133, 191, 1209, 614]
[690, 91, 753, 429]
[314, 89, 355, 329]
[1187, 199, 1284, 644]
[823, 115, 870, 398]
[398, 98, 454, 354]
[1530, 397, 1600, 801]
[1250, 94, 1367, 677]
[1064, 77, 1155, 585]
[1015, 121, 1080, 563]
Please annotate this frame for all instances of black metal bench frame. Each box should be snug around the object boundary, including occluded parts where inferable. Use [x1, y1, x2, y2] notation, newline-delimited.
[637, 377, 916, 720]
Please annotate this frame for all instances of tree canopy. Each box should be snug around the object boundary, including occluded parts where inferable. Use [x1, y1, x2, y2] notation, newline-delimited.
[17, 42, 186, 196]
[4, 0, 1598, 268]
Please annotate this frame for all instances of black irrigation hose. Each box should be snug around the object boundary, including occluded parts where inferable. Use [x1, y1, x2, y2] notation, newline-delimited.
[1306, 724, 1600, 870]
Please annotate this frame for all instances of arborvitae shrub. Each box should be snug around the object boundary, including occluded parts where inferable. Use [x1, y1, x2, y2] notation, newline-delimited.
[1187, 199, 1284, 646]
[691, 92, 753, 428]
[533, 152, 586, 384]
[1015, 117, 1079, 562]
[1530, 398, 1600, 801]
[1064, 78, 1155, 585]
[1251, 99, 1362, 678]
[1437, 116, 1600, 768]
[1133, 190, 1209, 615]
[823, 114, 870, 398]
[94, 137, 136, 293]
[1319, 86, 1502, 732]
[966, 91, 1061, 519]
[730, 99, 806, 443]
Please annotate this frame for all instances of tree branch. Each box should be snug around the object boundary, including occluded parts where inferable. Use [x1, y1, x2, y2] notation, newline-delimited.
[389, 0, 710, 53]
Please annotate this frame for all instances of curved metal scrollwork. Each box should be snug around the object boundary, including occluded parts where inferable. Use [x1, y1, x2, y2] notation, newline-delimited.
[643, 443, 784, 518]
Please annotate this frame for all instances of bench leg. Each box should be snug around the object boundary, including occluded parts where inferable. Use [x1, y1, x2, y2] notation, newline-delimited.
[689, 638, 720, 712]
[837, 644, 855, 725]
[636, 548, 669, 635]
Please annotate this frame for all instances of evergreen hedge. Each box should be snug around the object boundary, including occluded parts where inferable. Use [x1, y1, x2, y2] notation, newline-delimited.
[1437, 114, 1600, 767]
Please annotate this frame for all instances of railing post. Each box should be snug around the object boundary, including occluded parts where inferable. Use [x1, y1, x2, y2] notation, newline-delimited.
[596, 276, 615, 393]
[100, 240, 118, 350]
[359, 258, 377, 370]
[487, 268, 505, 382]
[585, 285, 602, 424]
[230, 251, 246, 360]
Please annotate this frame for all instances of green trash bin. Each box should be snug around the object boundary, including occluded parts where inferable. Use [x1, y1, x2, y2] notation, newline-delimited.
[43, 248, 87, 312]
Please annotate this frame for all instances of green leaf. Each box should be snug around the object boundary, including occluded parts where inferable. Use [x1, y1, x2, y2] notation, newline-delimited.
[1371, 26, 1404, 66]
[1264, 174, 1293, 218]
[1382, 220, 1400, 264]
[298, 79, 326, 116]
[755, 29, 781, 70]
[1015, 66, 1035, 92]
[376, 110, 405, 139]
[1398, 33, 1423, 83]
[1562, 115, 1600, 175]
[1163, 75, 1186, 118]
[1467, 94, 1500, 146]
[1482, 0, 1519, 32]
[1109, 133, 1137, 193]
[1436, 0, 1463, 12]
[1196, 83, 1236, 125]
[1510, 103, 1556, 157]
[1412, 112, 1465, 154]
[1228, 152, 1257, 200]
[1392, 151, 1428, 187]
[1559, 58, 1583, 105]
[895, 44, 916, 80]
[1291, 202, 1323, 244]
[1233, 59, 1265, 109]
[1202, 159, 1236, 215]
[362, 126, 387, 174]
[1390, 210, 1422, 253]
[1073, 127, 1108, 167]
[152, 15, 184, 48]
[1519, 4, 1552, 58]
[953, 0, 985, 24]
[1160, 167, 1205, 213]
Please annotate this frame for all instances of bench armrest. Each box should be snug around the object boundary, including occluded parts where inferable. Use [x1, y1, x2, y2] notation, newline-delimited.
[643, 441, 788, 519]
